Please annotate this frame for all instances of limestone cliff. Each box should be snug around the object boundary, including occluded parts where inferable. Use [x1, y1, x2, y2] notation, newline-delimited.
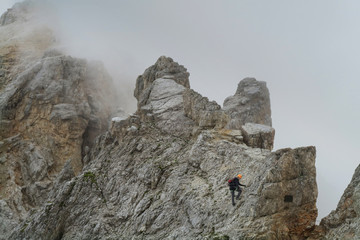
[7, 54, 318, 239]
[1, 1, 360, 240]
[0, 2, 118, 238]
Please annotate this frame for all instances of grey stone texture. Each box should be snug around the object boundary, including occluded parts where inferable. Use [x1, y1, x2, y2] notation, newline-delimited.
[223, 77, 272, 128]
[134, 56, 190, 108]
[9, 128, 318, 240]
[2, 2, 360, 239]
[183, 89, 229, 130]
[320, 164, 360, 239]
[241, 123, 275, 150]
[6, 54, 318, 240]
[0, 9, 118, 239]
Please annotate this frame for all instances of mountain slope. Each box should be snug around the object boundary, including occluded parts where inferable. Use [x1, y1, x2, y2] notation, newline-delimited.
[2, 1, 360, 240]
[9, 56, 318, 240]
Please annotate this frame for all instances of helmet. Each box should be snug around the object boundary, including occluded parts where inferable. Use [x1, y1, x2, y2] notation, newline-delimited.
[237, 174, 242, 179]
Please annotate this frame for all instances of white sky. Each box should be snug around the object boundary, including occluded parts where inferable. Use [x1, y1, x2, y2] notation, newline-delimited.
[1, 0, 359, 220]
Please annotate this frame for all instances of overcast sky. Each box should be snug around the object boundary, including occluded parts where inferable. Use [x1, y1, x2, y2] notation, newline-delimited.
[1, 0, 359, 220]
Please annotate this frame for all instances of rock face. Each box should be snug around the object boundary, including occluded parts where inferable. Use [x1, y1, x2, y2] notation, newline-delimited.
[7, 49, 318, 239]
[10, 129, 318, 240]
[320, 164, 360, 239]
[241, 123, 275, 150]
[134, 56, 190, 108]
[134, 57, 194, 137]
[0, 3, 118, 239]
[3, 2, 360, 239]
[223, 77, 272, 128]
[183, 89, 229, 130]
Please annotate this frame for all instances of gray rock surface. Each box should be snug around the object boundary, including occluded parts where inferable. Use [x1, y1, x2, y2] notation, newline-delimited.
[320, 164, 360, 239]
[3, 2, 360, 239]
[6, 53, 317, 240]
[9, 125, 318, 240]
[133, 57, 195, 137]
[138, 78, 194, 137]
[241, 123, 275, 150]
[0, 7, 119, 238]
[0, 53, 118, 239]
[134, 56, 190, 108]
[183, 89, 229, 130]
[223, 77, 272, 127]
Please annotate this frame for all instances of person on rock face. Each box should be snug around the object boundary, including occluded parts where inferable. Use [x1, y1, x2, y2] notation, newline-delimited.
[228, 174, 246, 206]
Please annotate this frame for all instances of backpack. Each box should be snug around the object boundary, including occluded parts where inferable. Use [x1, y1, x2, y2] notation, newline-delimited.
[228, 178, 237, 190]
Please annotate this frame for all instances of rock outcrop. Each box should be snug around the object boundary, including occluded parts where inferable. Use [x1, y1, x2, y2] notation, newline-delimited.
[0, 3, 118, 239]
[320, 164, 360, 239]
[241, 123, 275, 150]
[223, 77, 272, 128]
[134, 56, 190, 108]
[133, 57, 194, 137]
[183, 89, 229, 130]
[9, 126, 318, 240]
[7, 50, 318, 239]
[2, 2, 360, 239]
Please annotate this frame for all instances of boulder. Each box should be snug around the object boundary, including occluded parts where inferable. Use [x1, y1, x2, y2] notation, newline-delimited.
[241, 123, 275, 150]
[223, 77, 272, 127]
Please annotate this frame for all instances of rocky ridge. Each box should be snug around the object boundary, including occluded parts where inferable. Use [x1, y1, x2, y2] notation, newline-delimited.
[8, 54, 318, 240]
[1, 1, 360, 240]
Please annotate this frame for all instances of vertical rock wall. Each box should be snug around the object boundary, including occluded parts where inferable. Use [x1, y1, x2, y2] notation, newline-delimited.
[0, 4, 118, 238]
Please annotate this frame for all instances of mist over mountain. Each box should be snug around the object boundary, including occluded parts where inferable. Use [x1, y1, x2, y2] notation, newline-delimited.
[0, 1, 359, 239]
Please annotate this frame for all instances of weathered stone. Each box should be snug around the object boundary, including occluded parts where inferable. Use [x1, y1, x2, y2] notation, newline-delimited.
[216, 129, 244, 144]
[3, 2, 358, 239]
[183, 89, 229, 130]
[9, 126, 318, 240]
[0, 200, 18, 239]
[138, 78, 194, 137]
[134, 56, 190, 108]
[0, 7, 119, 238]
[55, 159, 75, 185]
[110, 114, 139, 140]
[241, 123, 275, 150]
[320, 164, 360, 239]
[223, 77, 272, 127]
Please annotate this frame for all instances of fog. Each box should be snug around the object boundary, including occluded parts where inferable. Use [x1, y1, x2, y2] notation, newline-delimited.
[1, 0, 359, 220]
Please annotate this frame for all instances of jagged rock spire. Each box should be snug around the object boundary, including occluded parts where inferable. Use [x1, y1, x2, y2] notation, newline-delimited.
[223, 77, 272, 128]
[134, 56, 190, 108]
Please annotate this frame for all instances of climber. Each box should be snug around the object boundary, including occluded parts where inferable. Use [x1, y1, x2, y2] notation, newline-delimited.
[228, 174, 246, 206]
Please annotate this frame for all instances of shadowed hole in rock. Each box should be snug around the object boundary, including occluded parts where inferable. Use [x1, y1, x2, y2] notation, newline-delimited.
[284, 195, 293, 203]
